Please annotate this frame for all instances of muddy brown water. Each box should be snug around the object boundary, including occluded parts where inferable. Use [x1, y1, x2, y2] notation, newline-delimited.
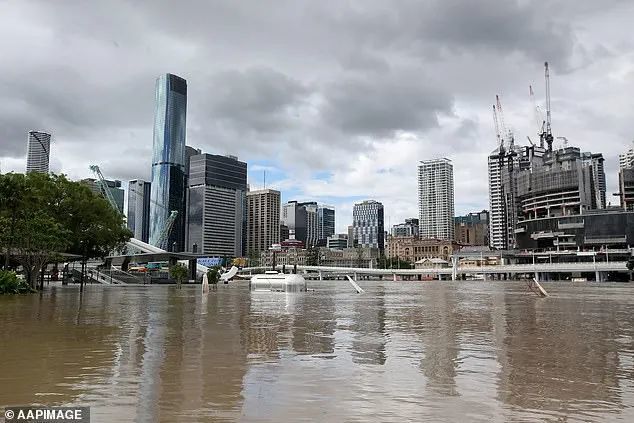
[1, 280, 634, 422]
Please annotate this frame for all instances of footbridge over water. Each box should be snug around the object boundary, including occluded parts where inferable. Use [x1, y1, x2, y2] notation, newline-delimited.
[241, 261, 631, 282]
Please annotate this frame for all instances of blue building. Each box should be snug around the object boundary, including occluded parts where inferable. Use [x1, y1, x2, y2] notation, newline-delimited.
[149, 73, 187, 251]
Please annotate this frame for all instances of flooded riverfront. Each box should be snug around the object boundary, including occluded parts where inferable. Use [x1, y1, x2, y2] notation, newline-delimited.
[1, 280, 634, 422]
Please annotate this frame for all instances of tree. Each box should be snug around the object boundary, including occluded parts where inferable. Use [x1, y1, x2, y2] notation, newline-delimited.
[307, 247, 320, 266]
[0, 172, 132, 290]
[207, 266, 221, 285]
[169, 264, 188, 289]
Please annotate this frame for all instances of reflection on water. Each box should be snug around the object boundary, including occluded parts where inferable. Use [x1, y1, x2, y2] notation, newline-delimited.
[1, 281, 634, 422]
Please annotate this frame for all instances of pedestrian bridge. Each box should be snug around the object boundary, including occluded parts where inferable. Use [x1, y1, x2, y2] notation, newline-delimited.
[241, 261, 630, 281]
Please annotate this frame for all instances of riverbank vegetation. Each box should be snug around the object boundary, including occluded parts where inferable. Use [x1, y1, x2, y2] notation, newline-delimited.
[0, 172, 131, 291]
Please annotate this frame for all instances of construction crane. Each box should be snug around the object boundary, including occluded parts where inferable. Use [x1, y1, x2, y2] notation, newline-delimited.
[90, 164, 179, 249]
[155, 210, 178, 250]
[529, 85, 546, 147]
[557, 136, 569, 148]
[496, 94, 514, 147]
[89, 165, 121, 214]
[493, 105, 502, 146]
[544, 61, 554, 151]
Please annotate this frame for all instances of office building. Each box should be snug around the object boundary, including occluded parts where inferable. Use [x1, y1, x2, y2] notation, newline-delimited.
[318, 205, 336, 244]
[247, 189, 281, 254]
[281, 201, 307, 242]
[281, 201, 323, 248]
[127, 180, 151, 242]
[186, 154, 247, 257]
[391, 218, 419, 237]
[25, 131, 51, 174]
[280, 223, 290, 242]
[81, 178, 125, 214]
[352, 200, 385, 251]
[418, 158, 454, 240]
[149, 73, 188, 251]
[454, 211, 489, 246]
[347, 225, 355, 248]
[327, 234, 349, 250]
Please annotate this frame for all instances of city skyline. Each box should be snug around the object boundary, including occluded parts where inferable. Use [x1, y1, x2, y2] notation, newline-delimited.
[1, 2, 634, 233]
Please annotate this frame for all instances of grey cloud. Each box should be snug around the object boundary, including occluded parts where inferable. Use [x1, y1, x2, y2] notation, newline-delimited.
[320, 71, 453, 136]
[200, 67, 310, 133]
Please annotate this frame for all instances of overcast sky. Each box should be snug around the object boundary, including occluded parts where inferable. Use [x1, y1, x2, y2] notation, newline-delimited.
[2, 0, 633, 232]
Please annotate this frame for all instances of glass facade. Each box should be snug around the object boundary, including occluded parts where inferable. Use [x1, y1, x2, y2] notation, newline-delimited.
[149, 74, 187, 250]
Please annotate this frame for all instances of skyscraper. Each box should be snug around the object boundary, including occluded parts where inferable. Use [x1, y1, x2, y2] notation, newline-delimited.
[352, 200, 385, 251]
[149, 73, 187, 251]
[318, 205, 335, 245]
[418, 158, 454, 240]
[128, 180, 151, 243]
[186, 154, 247, 257]
[247, 189, 281, 254]
[25, 131, 51, 174]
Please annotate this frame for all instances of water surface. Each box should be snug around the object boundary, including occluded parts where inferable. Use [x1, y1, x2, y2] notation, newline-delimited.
[1, 280, 634, 422]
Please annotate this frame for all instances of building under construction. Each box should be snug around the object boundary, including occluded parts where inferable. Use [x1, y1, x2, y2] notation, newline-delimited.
[489, 62, 607, 250]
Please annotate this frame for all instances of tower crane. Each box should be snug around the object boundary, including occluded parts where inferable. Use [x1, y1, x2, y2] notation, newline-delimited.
[89, 165, 121, 214]
[496, 94, 514, 147]
[529, 85, 546, 147]
[492, 105, 502, 147]
[544, 61, 554, 151]
[89, 164, 179, 249]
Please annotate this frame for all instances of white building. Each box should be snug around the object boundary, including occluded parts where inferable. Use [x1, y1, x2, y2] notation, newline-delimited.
[25, 130, 51, 174]
[418, 158, 454, 240]
[619, 143, 634, 169]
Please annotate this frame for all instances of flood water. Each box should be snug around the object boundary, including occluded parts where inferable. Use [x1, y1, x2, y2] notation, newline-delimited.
[1, 280, 634, 422]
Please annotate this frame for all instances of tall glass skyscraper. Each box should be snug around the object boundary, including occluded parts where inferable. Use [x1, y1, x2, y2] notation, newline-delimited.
[149, 73, 187, 250]
[26, 130, 51, 173]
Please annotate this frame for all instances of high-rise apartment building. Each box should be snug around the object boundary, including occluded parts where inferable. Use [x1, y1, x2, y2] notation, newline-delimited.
[25, 131, 51, 174]
[186, 154, 247, 257]
[418, 158, 454, 240]
[127, 180, 151, 243]
[352, 200, 385, 251]
[149, 73, 187, 251]
[619, 143, 634, 169]
[391, 218, 419, 237]
[247, 189, 281, 254]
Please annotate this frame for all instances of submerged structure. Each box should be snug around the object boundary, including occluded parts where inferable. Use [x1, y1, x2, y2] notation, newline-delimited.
[250, 271, 307, 293]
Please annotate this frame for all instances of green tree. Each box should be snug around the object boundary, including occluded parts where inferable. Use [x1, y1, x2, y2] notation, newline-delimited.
[170, 263, 188, 289]
[247, 248, 260, 267]
[0, 270, 34, 294]
[207, 266, 221, 285]
[307, 247, 320, 266]
[0, 172, 132, 290]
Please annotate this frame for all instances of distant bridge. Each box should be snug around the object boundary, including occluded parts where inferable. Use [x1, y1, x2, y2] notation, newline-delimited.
[240, 261, 631, 282]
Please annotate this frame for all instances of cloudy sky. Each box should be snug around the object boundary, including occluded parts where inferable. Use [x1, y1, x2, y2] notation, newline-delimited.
[2, 0, 633, 232]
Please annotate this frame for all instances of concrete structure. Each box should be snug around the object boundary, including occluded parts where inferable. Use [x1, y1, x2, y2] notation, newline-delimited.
[488, 143, 526, 249]
[81, 178, 125, 214]
[280, 223, 290, 242]
[620, 168, 634, 211]
[347, 225, 355, 248]
[391, 218, 419, 237]
[149, 73, 188, 251]
[386, 235, 460, 262]
[454, 210, 489, 246]
[186, 154, 247, 257]
[515, 207, 634, 252]
[327, 234, 349, 250]
[25, 131, 51, 174]
[247, 189, 281, 254]
[418, 158, 454, 240]
[490, 142, 605, 250]
[352, 200, 385, 251]
[127, 180, 151, 243]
